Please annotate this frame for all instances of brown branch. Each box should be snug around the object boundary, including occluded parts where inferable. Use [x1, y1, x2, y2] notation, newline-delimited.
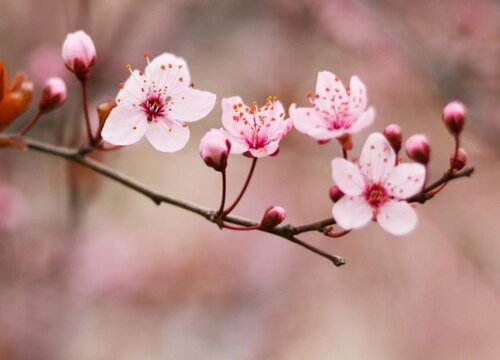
[11, 136, 346, 266]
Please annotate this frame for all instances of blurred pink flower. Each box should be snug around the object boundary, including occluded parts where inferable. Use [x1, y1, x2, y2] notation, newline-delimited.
[290, 71, 374, 141]
[26, 45, 67, 84]
[38, 77, 67, 113]
[102, 53, 216, 152]
[331, 133, 425, 235]
[220, 96, 291, 157]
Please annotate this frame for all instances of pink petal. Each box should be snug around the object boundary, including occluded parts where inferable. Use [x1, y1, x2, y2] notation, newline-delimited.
[249, 141, 279, 158]
[261, 100, 289, 138]
[377, 200, 417, 235]
[358, 133, 396, 183]
[221, 96, 248, 138]
[115, 70, 143, 105]
[101, 106, 148, 146]
[385, 163, 426, 199]
[219, 129, 248, 154]
[289, 104, 324, 135]
[145, 119, 189, 152]
[315, 71, 347, 112]
[331, 158, 365, 196]
[170, 88, 216, 123]
[348, 107, 375, 134]
[145, 53, 190, 94]
[332, 195, 373, 230]
[349, 76, 367, 116]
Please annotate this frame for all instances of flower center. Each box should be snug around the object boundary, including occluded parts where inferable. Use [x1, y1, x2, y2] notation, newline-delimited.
[365, 183, 389, 208]
[141, 94, 167, 122]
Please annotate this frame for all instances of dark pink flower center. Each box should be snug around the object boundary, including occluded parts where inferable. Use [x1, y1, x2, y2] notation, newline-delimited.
[141, 94, 167, 122]
[364, 183, 390, 208]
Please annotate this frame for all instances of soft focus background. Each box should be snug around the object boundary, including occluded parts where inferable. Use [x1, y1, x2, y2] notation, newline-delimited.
[0, 0, 499, 359]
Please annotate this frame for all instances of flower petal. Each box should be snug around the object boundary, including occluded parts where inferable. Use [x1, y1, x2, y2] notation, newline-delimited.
[348, 107, 375, 134]
[315, 71, 347, 112]
[358, 132, 396, 183]
[219, 129, 248, 154]
[349, 76, 367, 116]
[221, 96, 250, 137]
[145, 53, 190, 94]
[249, 141, 279, 158]
[145, 118, 190, 152]
[385, 163, 426, 199]
[169, 88, 216, 123]
[115, 69, 143, 105]
[377, 200, 417, 235]
[101, 106, 148, 146]
[332, 195, 373, 230]
[289, 104, 324, 135]
[331, 158, 365, 196]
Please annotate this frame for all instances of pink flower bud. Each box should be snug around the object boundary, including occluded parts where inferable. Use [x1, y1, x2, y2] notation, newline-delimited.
[329, 185, 344, 203]
[260, 206, 286, 229]
[442, 101, 466, 135]
[38, 77, 67, 112]
[199, 129, 231, 172]
[450, 147, 467, 170]
[383, 124, 402, 153]
[405, 134, 430, 165]
[62, 30, 96, 81]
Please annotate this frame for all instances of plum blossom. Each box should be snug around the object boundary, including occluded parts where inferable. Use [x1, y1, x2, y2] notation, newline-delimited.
[331, 133, 426, 235]
[220, 96, 292, 158]
[61, 30, 96, 81]
[102, 53, 216, 152]
[290, 71, 375, 142]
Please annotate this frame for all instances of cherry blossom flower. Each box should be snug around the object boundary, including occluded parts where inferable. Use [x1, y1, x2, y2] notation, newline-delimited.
[290, 71, 375, 142]
[102, 53, 216, 152]
[220, 96, 292, 158]
[61, 30, 96, 81]
[331, 133, 426, 235]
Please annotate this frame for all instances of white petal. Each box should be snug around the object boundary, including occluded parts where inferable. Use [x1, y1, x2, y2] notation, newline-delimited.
[348, 107, 375, 134]
[315, 71, 348, 112]
[101, 106, 148, 146]
[358, 133, 396, 183]
[332, 196, 373, 230]
[349, 76, 367, 116]
[221, 96, 249, 138]
[169, 88, 216, 123]
[377, 200, 417, 236]
[331, 158, 365, 196]
[289, 104, 324, 135]
[385, 163, 426, 199]
[145, 53, 190, 94]
[145, 119, 189, 152]
[115, 70, 144, 105]
[249, 141, 279, 158]
[219, 129, 248, 154]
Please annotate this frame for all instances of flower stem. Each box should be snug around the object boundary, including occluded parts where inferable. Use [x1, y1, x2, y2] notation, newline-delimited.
[221, 223, 261, 231]
[342, 147, 348, 159]
[223, 157, 257, 216]
[18, 110, 42, 136]
[217, 169, 227, 216]
[80, 79, 94, 145]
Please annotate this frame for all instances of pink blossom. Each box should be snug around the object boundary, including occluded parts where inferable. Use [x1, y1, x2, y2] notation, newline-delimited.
[101, 53, 216, 152]
[38, 77, 67, 112]
[290, 71, 375, 141]
[199, 129, 231, 171]
[220, 96, 291, 158]
[260, 206, 286, 229]
[331, 133, 426, 235]
[61, 30, 96, 80]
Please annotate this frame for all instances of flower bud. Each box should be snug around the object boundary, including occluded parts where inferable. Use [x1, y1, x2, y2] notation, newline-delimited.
[97, 100, 116, 127]
[338, 133, 353, 150]
[405, 134, 430, 165]
[442, 101, 466, 135]
[383, 124, 402, 153]
[62, 30, 96, 81]
[260, 206, 286, 229]
[450, 147, 467, 171]
[329, 185, 344, 203]
[199, 129, 231, 172]
[38, 77, 66, 113]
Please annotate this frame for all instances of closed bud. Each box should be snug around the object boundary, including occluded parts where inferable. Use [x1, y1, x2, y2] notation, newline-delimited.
[442, 101, 466, 135]
[62, 30, 96, 81]
[260, 206, 286, 229]
[199, 129, 231, 172]
[383, 124, 402, 153]
[338, 133, 353, 150]
[39, 77, 66, 112]
[405, 134, 430, 165]
[329, 185, 344, 203]
[450, 147, 467, 171]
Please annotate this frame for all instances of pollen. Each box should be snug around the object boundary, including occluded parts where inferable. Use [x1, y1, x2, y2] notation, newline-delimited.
[119, 83, 125, 89]
[160, 65, 166, 70]
[143, 52, 150, 59]
[178, 77, 184, 82]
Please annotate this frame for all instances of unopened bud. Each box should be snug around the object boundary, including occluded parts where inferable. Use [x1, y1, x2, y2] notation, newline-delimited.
[199, 129, 231, 172]
[38, 77, 67, 112]
[383, 124, 402, 153]
[450, 147, 467, 171]
[260, 206, 286, 229]
[338, 133, 353, 150]
[97, 99, 116, 128]
[62, 30, 96, 81]
[405, 134, 430, 165]
[442, 101, 466, 135]
[329, 185, 344, 203]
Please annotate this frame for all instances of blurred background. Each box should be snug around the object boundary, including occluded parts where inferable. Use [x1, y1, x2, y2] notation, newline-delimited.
[0, 0, 499, 359]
